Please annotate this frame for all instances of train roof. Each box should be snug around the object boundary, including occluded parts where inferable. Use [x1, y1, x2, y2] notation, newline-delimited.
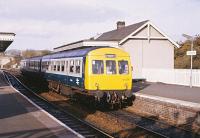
[24, 46, 125, 61]
[42, 47, 102, 60]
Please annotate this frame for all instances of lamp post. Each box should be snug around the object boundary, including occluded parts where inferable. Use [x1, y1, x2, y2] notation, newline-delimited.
[182, 34, 194, 88]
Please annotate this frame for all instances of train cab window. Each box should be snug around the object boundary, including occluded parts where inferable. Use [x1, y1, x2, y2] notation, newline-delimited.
[106, 60, 116, 74]
[69, 60, 74, 73]
[75, 60, 81, 74]
[61, 61, 65, 72]
[92, 60, 104, 74]
[118, 60, 129, 74]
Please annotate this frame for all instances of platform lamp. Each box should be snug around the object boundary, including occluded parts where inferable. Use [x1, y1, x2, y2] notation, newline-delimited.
[182, 34, 194, 88]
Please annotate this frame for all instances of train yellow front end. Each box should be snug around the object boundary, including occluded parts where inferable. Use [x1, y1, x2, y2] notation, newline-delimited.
[85, 47, 133, 107]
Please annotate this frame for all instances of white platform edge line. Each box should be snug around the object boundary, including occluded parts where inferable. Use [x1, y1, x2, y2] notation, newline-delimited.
[11, 86, 84, 138]
[2, 72, 84, 138]
[135, 93, 200, 110]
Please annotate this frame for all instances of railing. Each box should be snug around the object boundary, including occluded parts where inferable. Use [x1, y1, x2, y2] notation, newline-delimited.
[142, 68, 200, 87]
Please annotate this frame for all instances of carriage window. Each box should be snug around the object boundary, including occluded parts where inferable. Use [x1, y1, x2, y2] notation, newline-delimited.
[118, 60, 129, 74]
[48, 62, 51, 71]
[106, 60, 116, 74]
[57, 61, 60, 71]
[42, 61, 48, 71]
[92, 60, 104, 74]
[65, 61, 68, 73]
[50, 61, 53, 71]
[35, 61, 38, 70]
[75, 60, 81, 74]
[61, 61, 65, 72]
[53, 62, 56, 71]
[70, 60, 74, 73]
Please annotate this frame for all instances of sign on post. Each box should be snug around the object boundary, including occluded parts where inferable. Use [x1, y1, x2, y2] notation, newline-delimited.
[187, 51, 196, 56]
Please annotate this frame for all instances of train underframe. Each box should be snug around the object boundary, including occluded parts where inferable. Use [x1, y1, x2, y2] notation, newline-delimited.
[48, 80, 134, 109]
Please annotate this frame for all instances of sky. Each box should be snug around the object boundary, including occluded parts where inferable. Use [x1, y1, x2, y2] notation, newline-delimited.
[0, 0, 200, 51]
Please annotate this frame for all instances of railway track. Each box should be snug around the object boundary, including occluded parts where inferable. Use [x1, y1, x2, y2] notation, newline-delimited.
[4, 70, 200, 138]
[3, 71, 113, 138]
[108, 110, 199, 138]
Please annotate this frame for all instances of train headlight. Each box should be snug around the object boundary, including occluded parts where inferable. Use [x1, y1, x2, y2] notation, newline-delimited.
[124, 83, 128, 90]
[95, 83, 99, 90]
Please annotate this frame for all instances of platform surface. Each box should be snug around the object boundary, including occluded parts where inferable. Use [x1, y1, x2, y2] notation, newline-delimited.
[133, 81, 200, 104]
[0, 72, 79, 138]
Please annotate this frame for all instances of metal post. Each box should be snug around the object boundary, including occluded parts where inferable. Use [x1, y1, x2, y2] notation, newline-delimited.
[190, 39, 193, 88]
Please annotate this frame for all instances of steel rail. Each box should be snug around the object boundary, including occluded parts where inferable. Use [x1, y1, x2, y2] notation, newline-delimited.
[3, 71, 113, 138]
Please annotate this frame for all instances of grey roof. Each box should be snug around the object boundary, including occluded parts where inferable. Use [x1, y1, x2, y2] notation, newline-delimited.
[96, 20, 148, 41]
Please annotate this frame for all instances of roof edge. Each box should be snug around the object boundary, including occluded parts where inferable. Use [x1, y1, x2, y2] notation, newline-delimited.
[119, 20, 180, 48]
[54, 40, 85, 50]
[0, 32, 16, 36]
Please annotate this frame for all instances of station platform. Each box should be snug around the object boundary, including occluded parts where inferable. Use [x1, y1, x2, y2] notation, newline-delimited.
[0, 72, 80, 138]
[130, 81, 200, 133]
[133, 82, 200, 104]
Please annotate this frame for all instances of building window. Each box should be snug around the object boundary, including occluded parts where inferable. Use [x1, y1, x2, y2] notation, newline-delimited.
[106, 60, 116, 74]
[69, 60, 74, 73]
[118, 60, 129, 74]
[92, 60, 104, 74]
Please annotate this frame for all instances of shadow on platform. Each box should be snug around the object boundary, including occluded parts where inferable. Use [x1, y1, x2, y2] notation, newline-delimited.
[0, 127, 65, 138]
[0, 92, 38, 119]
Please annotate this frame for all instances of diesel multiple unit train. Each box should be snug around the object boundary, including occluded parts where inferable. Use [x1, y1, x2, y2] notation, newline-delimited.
[20, 47, 133, 108]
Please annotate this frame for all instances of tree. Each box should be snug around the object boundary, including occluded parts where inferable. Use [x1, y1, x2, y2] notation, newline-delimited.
[175, 35, 200, 69]
[22, 49, 52, 58]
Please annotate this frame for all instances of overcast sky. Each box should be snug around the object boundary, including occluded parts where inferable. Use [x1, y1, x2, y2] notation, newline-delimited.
[1, 0, 200, 50]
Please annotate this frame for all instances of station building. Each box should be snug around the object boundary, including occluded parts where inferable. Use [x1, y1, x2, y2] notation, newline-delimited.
[0, 32, 15, 69]
[54, 20, 180, 80]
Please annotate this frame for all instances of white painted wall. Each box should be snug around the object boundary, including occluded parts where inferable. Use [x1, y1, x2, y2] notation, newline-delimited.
[120, 25, 175, 79]
[143, 68, 200, 87]
[121, 40, 143, 78]
[121, 39, 174, 79]
[142, 40, 174, 69]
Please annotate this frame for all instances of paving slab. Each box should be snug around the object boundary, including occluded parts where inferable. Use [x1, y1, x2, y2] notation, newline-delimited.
[133, 82, 200, 104]
[0, 71, 80, 138]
